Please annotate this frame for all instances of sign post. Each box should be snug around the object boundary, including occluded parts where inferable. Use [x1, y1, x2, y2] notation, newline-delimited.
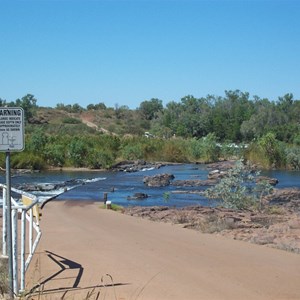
[0, 107, 24, 298]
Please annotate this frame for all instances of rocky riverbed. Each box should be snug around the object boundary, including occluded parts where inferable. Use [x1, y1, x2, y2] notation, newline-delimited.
[123, 188, 300, 254]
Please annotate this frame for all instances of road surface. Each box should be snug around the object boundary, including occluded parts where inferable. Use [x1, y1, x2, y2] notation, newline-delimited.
[26, 201, 300, 299]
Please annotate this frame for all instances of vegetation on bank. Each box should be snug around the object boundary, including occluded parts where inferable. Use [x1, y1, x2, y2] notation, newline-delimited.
[0, 91, 300, 170]
[205, 159, 273, 210]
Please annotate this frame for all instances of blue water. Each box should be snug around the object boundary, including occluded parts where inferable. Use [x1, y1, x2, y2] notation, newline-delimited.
[1, 164, 300, 208]
[56, 164, 212, 207]
[261, 169, 300, 189]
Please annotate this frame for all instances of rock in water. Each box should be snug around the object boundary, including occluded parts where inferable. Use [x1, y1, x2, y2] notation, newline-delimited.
[143, 173, 175, 187]
[127, 193, 149, 200]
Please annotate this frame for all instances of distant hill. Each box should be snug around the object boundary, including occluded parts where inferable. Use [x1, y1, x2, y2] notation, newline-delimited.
[28, 106, 148, 137]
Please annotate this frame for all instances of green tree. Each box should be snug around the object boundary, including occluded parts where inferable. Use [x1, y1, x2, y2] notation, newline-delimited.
[277, 93, 293, 114]
[0, 98, 8, 106]
[210, 90, 254, 141]
[115, 104, 129, 119]
[139, 98, 163, 120]
[180, 95, 211, 137]
[27, 127, 48, 154]
[44, 144, 66, 167]
[72, 103, 84, 113]
[68, 138, 88, 167]
[15, 94, 37, 122]
[87, 102, 107, 110]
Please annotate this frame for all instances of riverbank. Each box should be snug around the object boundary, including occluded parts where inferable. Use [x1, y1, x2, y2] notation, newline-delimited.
[24, 200, 300, 300]
[17, 160, 182, 173]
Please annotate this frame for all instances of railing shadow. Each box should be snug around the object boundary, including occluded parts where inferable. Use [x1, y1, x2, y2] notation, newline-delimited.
[27, 250, 130, 298]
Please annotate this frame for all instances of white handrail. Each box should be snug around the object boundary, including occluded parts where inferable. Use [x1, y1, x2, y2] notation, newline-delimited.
[1, 183, 42, 296]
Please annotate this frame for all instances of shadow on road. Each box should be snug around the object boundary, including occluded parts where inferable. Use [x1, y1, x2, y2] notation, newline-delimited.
[27, 250, 130, 299]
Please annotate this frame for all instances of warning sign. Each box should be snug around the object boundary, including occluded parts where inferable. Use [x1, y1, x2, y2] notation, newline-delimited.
[0, 107, 25, 152]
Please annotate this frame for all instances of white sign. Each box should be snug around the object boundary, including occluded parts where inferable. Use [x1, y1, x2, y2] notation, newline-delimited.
[0, 107, 25, 152]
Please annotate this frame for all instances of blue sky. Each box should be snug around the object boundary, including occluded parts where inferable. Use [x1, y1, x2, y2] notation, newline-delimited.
[0, 0, 299, 109]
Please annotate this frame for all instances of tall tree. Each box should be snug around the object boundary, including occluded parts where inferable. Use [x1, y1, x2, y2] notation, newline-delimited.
[139, 98, 163, 120]
[15, 94, 37, 122]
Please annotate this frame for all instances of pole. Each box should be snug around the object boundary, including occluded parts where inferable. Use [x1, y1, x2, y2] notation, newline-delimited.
[2, 188, 7, 256]
[6, 152, 14, 298]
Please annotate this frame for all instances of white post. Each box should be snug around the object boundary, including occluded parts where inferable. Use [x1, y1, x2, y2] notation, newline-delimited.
[2, 187, 7, 256]
[20, 210, 26, 292]
[29, 209, 33, 255]
[12, 208, 19, 295]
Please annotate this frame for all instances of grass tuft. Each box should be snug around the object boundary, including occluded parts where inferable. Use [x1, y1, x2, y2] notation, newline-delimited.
[100, 203, 124, 212]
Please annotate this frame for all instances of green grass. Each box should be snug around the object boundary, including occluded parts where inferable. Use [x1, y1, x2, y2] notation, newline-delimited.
[100, 203, 124, 212]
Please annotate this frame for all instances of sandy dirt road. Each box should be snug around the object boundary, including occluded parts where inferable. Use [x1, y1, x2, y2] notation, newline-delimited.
[26, 201, 300, 300]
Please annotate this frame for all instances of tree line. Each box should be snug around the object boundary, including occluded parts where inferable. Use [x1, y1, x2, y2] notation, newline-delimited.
[50, 90, 300, 144]
[0, 91, 299, 170]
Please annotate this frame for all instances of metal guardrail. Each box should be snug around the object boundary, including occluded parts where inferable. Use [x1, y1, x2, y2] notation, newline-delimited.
[1, 184, 42, 296]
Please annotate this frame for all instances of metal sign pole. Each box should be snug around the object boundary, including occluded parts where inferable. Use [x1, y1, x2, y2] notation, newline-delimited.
[5, 151, 14, 299]
[0, 107, 25, 298]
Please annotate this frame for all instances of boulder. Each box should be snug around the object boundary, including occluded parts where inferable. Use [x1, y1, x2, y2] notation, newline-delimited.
[265, 188, 300, 204]
[143, 173, 174, 187]
[207, 170, 227, 180]
[256, 176, 279, 186]
[127, 193, 149, 200]
[171, 179, 218, 187]
[111, 160, 164, 172]
[206, 160, 236, 171]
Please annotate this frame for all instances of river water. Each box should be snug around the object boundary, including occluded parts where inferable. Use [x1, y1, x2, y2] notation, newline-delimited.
[1, 164, 300, 208]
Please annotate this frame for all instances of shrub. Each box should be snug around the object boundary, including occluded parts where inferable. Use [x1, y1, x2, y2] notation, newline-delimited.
[62, 117, 82, 124]
[188, 138, 202, 161]
[88, 149, 115, 169]
[11, 152, 46, 170]
[161, 139, 187, 162]
[205, 159, 273, 210]
[293, 135, 300, 146]
[141, 138, 164, 161]
[68, 138, 88, 167]
[26, 127, 48, 154]
[258, 133, 286, 168]
[44, 144, 66, 167]
[121, 144, 144, 160]
[285, 146, 300, 170]
[199, 133, 220, 163]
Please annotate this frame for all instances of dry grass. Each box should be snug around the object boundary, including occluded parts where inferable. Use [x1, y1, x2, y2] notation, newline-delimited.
[0, 256, 9, 298]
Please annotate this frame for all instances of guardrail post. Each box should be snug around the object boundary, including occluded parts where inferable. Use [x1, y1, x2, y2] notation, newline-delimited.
[20, 210, 26, 292]
[2, 187, 7, 257]
[29, 209, 33, 255]
[12, 208, 19, 296]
